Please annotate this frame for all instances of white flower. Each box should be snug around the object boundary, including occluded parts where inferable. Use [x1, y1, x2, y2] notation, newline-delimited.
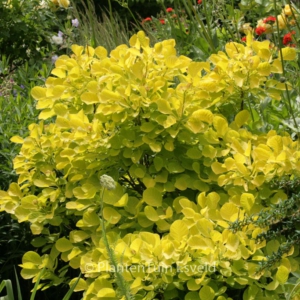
[72, 18, 79, 28]
[51, 55, 58, 64]
[99, 175, 116, 190]
[39, 0, 48, 8]
[51, 35, 63, 45]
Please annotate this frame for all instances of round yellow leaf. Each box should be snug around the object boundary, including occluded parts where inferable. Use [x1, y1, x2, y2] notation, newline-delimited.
[143, 187, 162, 207]
[103, 207, 121, 224]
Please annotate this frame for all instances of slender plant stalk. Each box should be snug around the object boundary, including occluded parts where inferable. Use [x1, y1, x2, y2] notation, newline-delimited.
[30, 268, 46, 300]
[108, 0, 118, 46]
[62, 274, 82, 300]
[174, 0, 185, 39]
[202, 0, 212, 38]
[14, 266, 22, 300]
[181, 0, 216, 53]
[286, 0, 300, 33]
[287, 279, 300, 300]
[0, 279, 14, 299]
[273, 0, 299, 137]
[87, 0, 96, 48]
[115, 0, 143, 31]
[159, 1, 178, 39]
[100, 188, 133, 300]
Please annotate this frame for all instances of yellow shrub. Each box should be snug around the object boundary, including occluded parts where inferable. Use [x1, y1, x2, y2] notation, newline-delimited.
[1, 31, 299, 299]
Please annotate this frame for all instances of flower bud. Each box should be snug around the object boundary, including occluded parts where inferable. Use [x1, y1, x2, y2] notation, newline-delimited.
[100, 175, 116, 190]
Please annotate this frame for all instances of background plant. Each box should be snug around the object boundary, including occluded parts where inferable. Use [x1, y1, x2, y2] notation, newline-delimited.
[0, 0, 69, 75]
[69, 0, 133, 50]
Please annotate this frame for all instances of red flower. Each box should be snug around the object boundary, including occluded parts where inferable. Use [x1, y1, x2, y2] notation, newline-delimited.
[241, 36, 247, 42]
[283, 31, 296, 45]
[143, 17, 152, 22]
[263, 16, 276, 24]
[255, 26, 266, 36]
[197, 0, 202, 4]
[166, 7, 173, 12]
[159, 19, 165, 25]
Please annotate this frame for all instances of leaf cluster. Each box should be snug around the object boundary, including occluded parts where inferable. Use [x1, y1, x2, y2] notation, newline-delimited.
[1, 31, 300, 299]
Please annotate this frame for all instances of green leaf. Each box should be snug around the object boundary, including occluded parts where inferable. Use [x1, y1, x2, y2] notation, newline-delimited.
[276, 265, 289, 284]
[185, 292, 200, 300]
[143, 187, 162, 207]
[103, 183, 124, 205]
[56, 238, 73, 252]
[82, 210, 100, 226]
[144, 206, 160, 222]
[69, 231, 89, 243]
[103, 207, 121, 224]
[0, 280, 14, 300]
[114, 194, 128, 207]
[187, 278, 201, 291]
[266, 240, 280, 255]
[154, 156, 164, 171]
[156, 99, 172, 114]
[199, 286, 215, 300]
[167, 161, 185, 173]
[22, 251, 42, 265]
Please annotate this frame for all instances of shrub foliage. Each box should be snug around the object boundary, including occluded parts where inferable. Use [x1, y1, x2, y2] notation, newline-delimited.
[0, 31, 299, 299]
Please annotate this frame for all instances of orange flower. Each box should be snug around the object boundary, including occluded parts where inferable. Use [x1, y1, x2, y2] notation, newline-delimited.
[255, 26, 266, 36]
[263, 16, 276, 24]
[283, 31, 296, 45]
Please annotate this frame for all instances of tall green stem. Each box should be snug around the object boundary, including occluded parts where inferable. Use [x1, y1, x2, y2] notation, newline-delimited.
[180, 0, 216, 53]
[108, 0, 118, 46]
[274, 0, 299, 137]
[100, 188, 133, 300]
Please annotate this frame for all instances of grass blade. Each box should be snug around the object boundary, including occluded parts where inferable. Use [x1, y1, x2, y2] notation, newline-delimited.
[0, 281, 6, 293]
[62, 273, 81, 300]
[29, 268, 45, 300]
[13, 267, 22, 300]
[0, 280, 14, 300]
